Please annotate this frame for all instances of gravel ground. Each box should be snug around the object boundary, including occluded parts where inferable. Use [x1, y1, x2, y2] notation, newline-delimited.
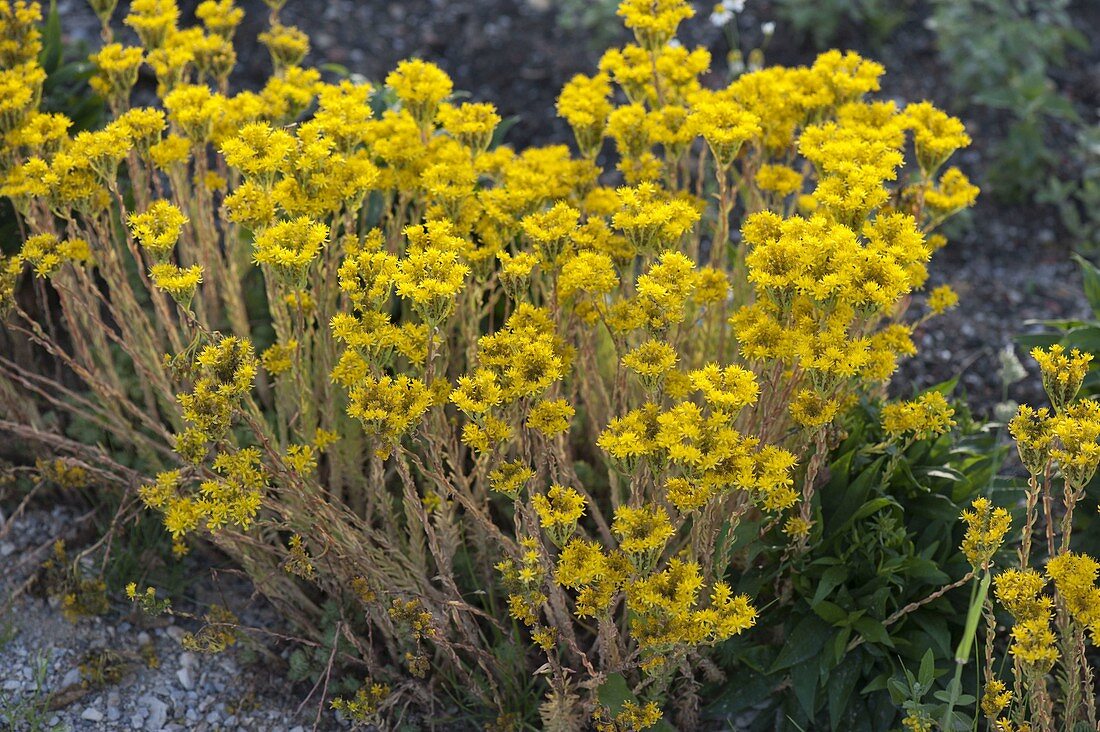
[1, 506, 335, 732]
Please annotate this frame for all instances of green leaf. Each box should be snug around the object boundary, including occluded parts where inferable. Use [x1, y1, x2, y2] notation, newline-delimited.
[832, 626, 851, 665]
[811, 565, 848, 606]
[491, 115, 521, 148]
[40, 0, 62, 73]
[885, 676, 908, 704]
[1060, 326, 1100, 355]
[597, 673, 634, 715]
[1074, 252, 1100, 318]
[852, 617, 894, 648]
[918, 648, 935, 688]
[770, 615, 831, 672]
[812, 600, 848, 625]
[827, 652, 862, 731]
[790, 658, 818, 718]
[920, 467, 964, 482]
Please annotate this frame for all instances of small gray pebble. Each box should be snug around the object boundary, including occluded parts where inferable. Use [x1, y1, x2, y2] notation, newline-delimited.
[81, 707, 105, 722]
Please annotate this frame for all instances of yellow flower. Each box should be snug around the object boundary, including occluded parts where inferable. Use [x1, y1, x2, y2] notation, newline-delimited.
[386, 58, 452, 129]
[1008, 405, 1052, 475]
[521, 202, 579, 265]
[260, 340, 297, 377]
[881, 391, 956, 441]
[195, 0, 243, 38]
[129, 200, 189, 261]
[16, 233, 91, 278]
[1047, 552, 1100, 642]
[1031, 344, 1092, 411]
[437, 101, 500, 152]
[258, 21, 309, 72]
[164, 83, 225, 141]
[904, 101, 971, 175]
[690, 363, 758, 413]
[689, 93, 761, 167]
[556, 538, 630, 617]
[789, 389, 840, 429]
[925, 167, 979, 213]
[346, 375, 433, 442]
[622, 339, 678, 385]
[927, 284, 958, 315]
[252, 217, 328, 286]
[451, 369, 504, 416]
[556, 73, 611, 157]
[124, 0, 180, 49]
[755, 163, 804, 198]
[488, 460, 534, 499]
[980, 679, 1012, 720]
[960, 497, 1011, 571]
[532, 484, 586, 546]
[149, 263, 202, 307]
[220, 122, 296, 183]
[612, 182, 700, 253]
[526, 399, 574, 436]
[90, 44, 144, 104]
[994, 568, 1057, 671]
[394, 246, 469, 324]
[558, 251, 619, 302]
[617, 0, 693, 51]
[1049, 400, 1100, 490]
[613, 504, 674, 561]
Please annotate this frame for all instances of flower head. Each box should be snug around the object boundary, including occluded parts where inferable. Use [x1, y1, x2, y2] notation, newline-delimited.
[960, 497, 1011, 571]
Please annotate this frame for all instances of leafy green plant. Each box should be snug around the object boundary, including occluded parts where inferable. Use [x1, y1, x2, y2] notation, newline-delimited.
[706, 390, 1018, 731]
[930, 0, 1088, 203]
[553, 0, 626, 51]
[1017, 253, 1100, 391]
[773, 0, 911, 49]
[1040, 123, 1100, 253]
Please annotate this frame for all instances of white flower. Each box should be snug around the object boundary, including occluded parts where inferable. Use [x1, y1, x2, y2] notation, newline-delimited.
[761, 21, 776, 36]
[710, 0, 746, 27]
[998, 345, 1027, 387]
[709, 5, 733, 27]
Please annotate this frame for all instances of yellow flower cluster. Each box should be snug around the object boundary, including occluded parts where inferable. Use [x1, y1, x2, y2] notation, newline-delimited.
[1032, 344, 1092, 411]
[627, 559, 756, 664]
[0, 0, 982, 722]
[1008, 364, 1100, 489]
[881, 391, 956, 441]
[532, 484, 586, 547]
[347, 374, 432, 446]
[960, 497, 1011, 571]
[1047, 552, 1100, 642]
[994, 568, 1058, 671]
[496, 536, 549, 627]
[15, 233, 91, 277]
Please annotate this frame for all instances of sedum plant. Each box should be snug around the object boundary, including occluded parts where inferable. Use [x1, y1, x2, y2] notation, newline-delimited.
[0, 0, 978, 726]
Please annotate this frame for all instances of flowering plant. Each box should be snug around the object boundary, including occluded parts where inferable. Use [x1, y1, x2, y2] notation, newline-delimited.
[0, 0, 976, 726]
